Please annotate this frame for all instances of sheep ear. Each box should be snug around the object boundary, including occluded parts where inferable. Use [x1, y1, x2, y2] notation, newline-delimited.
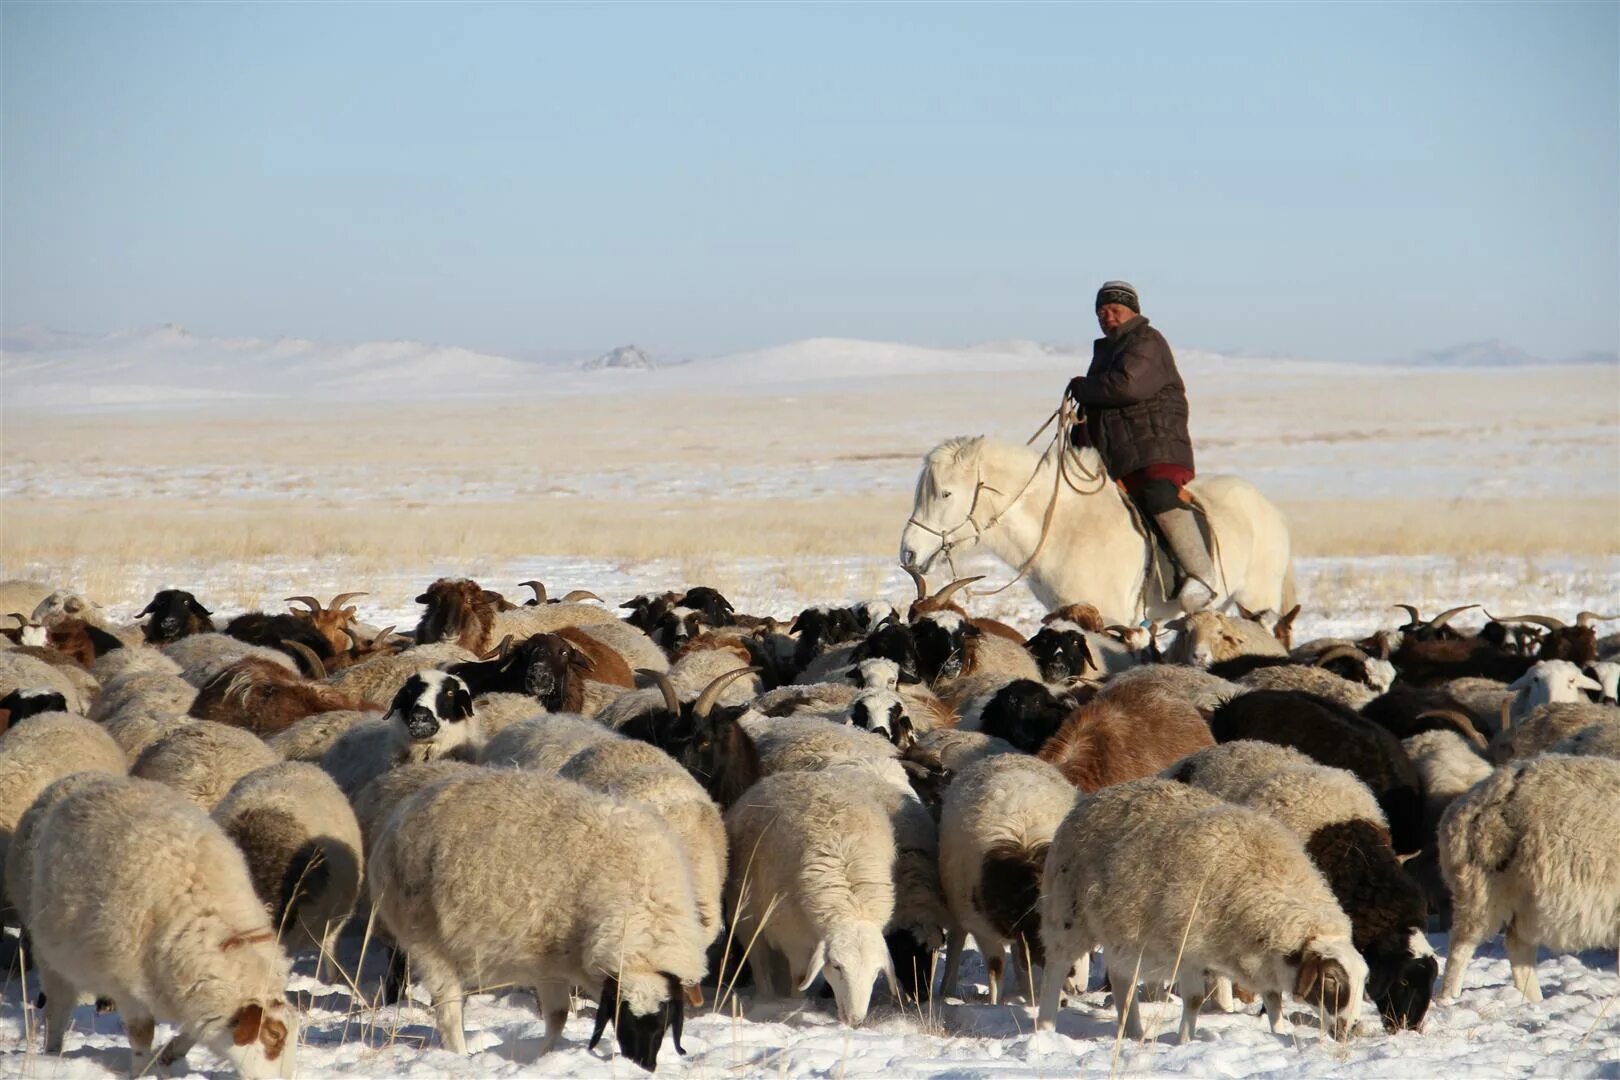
[451, 685, 475, 721]
[230, 1004, 264, 1047]
[798, 940, 828, 992]
[1578, 674, 1603, 693]
[187, 597, 212, 616]
[1293, 951, 1322, 1002]
[135, 599, 160, 618]
[414, 592, 432, 604]
[590, 975, 618, 1050]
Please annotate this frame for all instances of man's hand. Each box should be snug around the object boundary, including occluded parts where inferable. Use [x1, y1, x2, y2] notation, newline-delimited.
[1066, 375, 1086, 403]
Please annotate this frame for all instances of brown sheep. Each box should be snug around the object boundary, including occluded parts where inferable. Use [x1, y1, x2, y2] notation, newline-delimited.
[1037, 680, 1214, 793]
[555, 626, 635, 687]
[189, 658, 367, 736]
[1042, 602, 1106, 633]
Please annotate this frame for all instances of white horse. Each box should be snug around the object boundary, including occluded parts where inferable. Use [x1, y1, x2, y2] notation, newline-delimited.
[898, 436, 1295, 625]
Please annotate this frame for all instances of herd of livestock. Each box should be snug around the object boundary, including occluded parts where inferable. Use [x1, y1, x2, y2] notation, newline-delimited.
[0, 573, 1617, 1076]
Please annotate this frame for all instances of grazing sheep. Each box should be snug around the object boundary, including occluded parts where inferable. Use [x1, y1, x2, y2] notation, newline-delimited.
[324, 641, 478, 707]
[131, 721, 280, 811]
[5, 771, 125, 932]
[213, 762, 364, 958]
[1550, 719, 1620, 758]
[724, 770, 899, 1027]
[0, 713, 127, 917]
[370, 769, 705, 1069]
[265, 709, 379, 762]
[320, 671, 480, 799]
[1439, 754, 1620, 1002]
[1490, 700, 1620, 763]
[1038, 777, 1368, 1043]
[189, 657, 366, 736]
[1208, 690, 1425, 855]
[1037, 680, 1214, 793]
[860, 777, 950, 1004]
[1167, 741, 1436, 1030]
[23, 775, 296, 1078]
[939, 754, 1077, 1003]
[0, 650, 91, 714]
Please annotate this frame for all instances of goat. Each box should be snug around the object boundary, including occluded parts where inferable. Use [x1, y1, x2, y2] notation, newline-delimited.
[136, 589, 215, 645]
[616, 668, 763, 809]
[283, 592, 369, 655]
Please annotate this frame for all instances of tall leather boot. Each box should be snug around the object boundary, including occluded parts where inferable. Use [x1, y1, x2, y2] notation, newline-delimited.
[1153, 506, 1217, 613]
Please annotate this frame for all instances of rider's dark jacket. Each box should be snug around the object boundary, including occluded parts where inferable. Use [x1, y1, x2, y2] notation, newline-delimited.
[1069, 315, 1195, 479]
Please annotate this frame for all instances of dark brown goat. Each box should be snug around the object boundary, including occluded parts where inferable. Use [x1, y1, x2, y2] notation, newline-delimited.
[415, 578, 500, 652]
[189, 657, 366, 736]
[1037, 680, 1214, 793]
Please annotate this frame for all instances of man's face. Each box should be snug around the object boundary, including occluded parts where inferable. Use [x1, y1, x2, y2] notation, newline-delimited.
[1097, 303, 1135, 334]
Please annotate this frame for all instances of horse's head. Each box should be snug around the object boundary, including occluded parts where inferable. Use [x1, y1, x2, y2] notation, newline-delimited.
[900, 437, 987, 574]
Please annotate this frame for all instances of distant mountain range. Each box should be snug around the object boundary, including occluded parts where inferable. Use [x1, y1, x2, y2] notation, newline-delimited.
[1, 324, 1611, 411]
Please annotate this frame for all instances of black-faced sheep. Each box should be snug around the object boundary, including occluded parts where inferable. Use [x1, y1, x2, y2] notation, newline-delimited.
[136, 588, 216, 645]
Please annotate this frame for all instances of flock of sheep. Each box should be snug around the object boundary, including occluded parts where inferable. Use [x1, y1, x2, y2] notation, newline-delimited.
[0, 573, 1617, 1076]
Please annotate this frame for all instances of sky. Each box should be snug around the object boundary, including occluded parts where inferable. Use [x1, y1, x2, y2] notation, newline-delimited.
[2, 2, 1616, 363]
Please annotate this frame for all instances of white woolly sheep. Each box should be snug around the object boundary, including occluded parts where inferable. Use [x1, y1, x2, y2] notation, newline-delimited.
[572, 618, 670, 674]
[1586, 660, 1620, 705]
[213, 761, 364, 960]
[724, 769, 899, 1026]
[369, 768, 705, 1069]
[1491, 700, 1620, 763]
[90, 670, 195, 723]
[1402, 729, 1493, 834]
[265, 709, 379, 763]
[1095, 662, 1243, 713]
[912, 727, 1019, 773]
[464, 690, 546, 737]
[848, 688, 915, 748]
[1238, 663, 1379, 710]
[162, 633, 297, 688]
[321, 641, 477, 707]
[1165, 609, 1289, 667]
[939, 754, 1077, 1004]
[321, 671, 480, 798]
[1038, 777, 1368, 1043]
[24, 775, 296, 1077]
[91, 640, 183, 682]
[29, 588, 115, 630]
[855, 770, 951, 1004]
[855, 657, 902, 690]
[478, 712, 620, 771]
[1166, 741, 1436, 1030]
[1439, 754, 1620, 1002]
[1550, 718, 1620, 758]
[1506, 660, 1602, 722]
[743, 714, 912, 793]
[131, 721, 279, 811]
[5, 771, 125, 932]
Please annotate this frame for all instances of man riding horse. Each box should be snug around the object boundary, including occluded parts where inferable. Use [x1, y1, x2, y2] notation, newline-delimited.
[1066, 280, 1217, 613]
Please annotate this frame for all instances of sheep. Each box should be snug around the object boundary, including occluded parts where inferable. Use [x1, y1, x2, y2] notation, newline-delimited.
[29, 587, 116, 630]
[1208, 689, 1426, 854]
[1359, 685, 1492, 749]
[559, 737, 728, 947]
[1504, 660, 1603, 723]
[478, 712, 619, 771]
[724, 769, 899, 1026]
[369, 768, 705, 1069]
[1237, 660, 1381, 711]
[41, 616, 129, 672]
[320, 671, 481, 798]
[573, 617, 670, 673]
[323, 641, 477, 706]
[1164, 609, 1289, 667]
[1586, 660, 1620, 705]
[264, 709, 379, 762]
[1402, 729, 1493, 834]
[212, 761, 364, 959]
[413, 576, 616, 656]
[93, 689, 198, 764]
[189, 656, 367, 736]
[131, 721, 280, 811]
[854, 657, 903, 690]
[0, 687, 69, 730]
[1037, 679, 1214, 793]
[853, 774, 950, 1004]
[1094, 662, 1243, 713]
[0, 578, 57, 622]
[1037, 777, 1368, 1043]
[1490, 700, 1620, 763]
[912, 728, 1019, 773]
[668, 634, 766, 704]
[849, 688, 915, 748]
[1024, 624, 1097, 683]
[222, 612, 338, 678]
[1439, 754, 1620, 1002]
[164, 633, 300, 689]
[135, 588, 217, 644]
[1550, 718, 1620, 758]
[5, 771, 126, 934]
[446, 631, 630, 718]
[22, 775, 296, 1077]
[744, 713, 911, 793]
[968, 679, 1081, 754]
[89, 638, 182, 683]
[911, 610, 1041, 698]
[788, 605, 868, 676]
[1, 612, 48, 649]
[0, 713, 127, 918]
[87, 666, 195, 722]
[1167, 741, 1436, 1030]
[0, 649, 91, 714]
[939, 754, 1077, 1004]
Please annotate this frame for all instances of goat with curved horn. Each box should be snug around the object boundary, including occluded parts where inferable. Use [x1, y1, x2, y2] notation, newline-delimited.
[928, 575, 985, 606]
[692, 667, 762, 719]
[1576, 611, 1620, 629]
[520, 580, 547, 604]
[284, 596, 323, 614]
[1425, 604, 1480, 632]
[1484, 612, 1566, 631]
[1313, 644, 1369, 669]
[1392, 604, 1423, 625]
[327, 591, 368, 610]
[1415, 709, 1489, 751]
[561, 590, 603, 603]
[637, 669, 682, 715]
[904, 566, 928, 601]
[479, 634, 515, 662]
[285, 641, 328, 681]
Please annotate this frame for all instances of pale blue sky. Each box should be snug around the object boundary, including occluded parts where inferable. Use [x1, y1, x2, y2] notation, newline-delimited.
[3, 2, 1616, 361]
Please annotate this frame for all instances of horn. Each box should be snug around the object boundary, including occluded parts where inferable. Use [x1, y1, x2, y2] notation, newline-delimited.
[479, 634, 514, 661]
[1416, 709, 1489, 750]
[561, 590, 603, 603]
[520, 580, 547, 603]
[371, 625, 397, 647]
[1392, 604, 1423, 626]
[7, 613, 28, 627]
[637, 669, 681, 714]
[341, 625, 363, 649]
[284, 596, 323, 615]
[1425, 604, 1480, 631]
[327, 591, 368, 610]
[285, 641, 328, 680]
[1484, 612, 1567, 631]
[1577, 611, 1620, 628]
[693, 666, 761, 719]
[928, 575, 984, 606]
[1313, 645, 1367, 669]
[904, 565, 927, 601]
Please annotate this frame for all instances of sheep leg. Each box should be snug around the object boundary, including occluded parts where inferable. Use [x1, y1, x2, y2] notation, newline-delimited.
[157, 1031, 196, 1069]
[1105, 961, 1144, 1041]
[1175, 970, 1205, 1044]
[1036, 953, 1069, 1031]
[383, 945, 410, 1005]
[534, 978, 572, 1054]
[38, 964, 75, 1055]
[124, 1011, 158, 1077]
[1262, 990, 1292, 1035]
[747, 946, 781, 1002]
[1440, 937, 1478, 1001]
[941, 928, 966, 1000]
[1504, 927, 1542, 1003]
[1064, 953, 1091, 1000]
[986, 944, 1006, 1005]
[414, 951, 468, 1054]
[1209, 975, 1235, 1013]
